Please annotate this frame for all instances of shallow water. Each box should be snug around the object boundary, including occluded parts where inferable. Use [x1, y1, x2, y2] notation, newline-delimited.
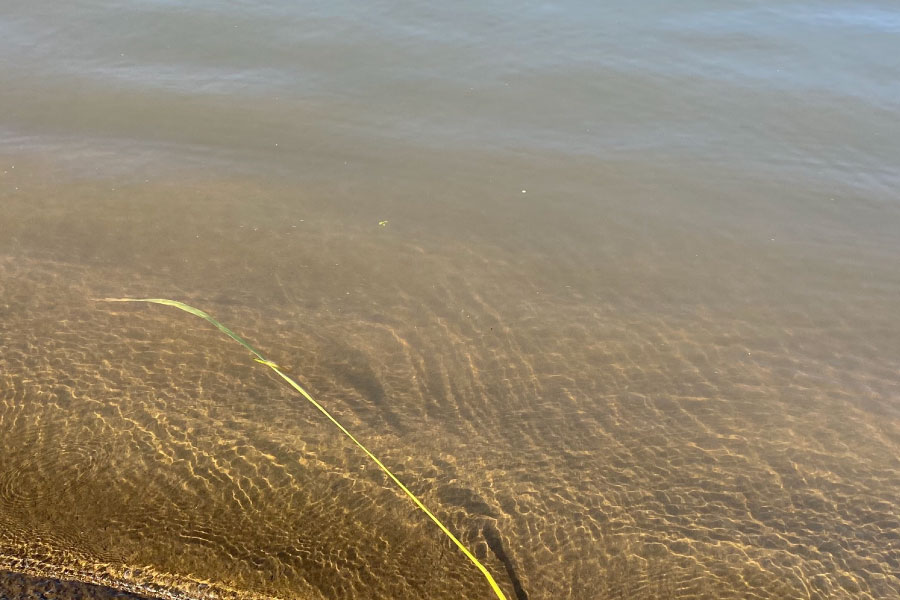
[1, 2, 899, 599]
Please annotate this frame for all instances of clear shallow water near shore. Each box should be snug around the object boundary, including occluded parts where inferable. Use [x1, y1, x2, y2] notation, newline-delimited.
[1, 1, 899, 599]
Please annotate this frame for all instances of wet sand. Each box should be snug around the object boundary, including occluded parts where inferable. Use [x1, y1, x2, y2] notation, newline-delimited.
[0, 570, 160, 600]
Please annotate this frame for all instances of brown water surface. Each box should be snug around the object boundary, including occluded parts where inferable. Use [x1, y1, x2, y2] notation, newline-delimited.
[1, 2, 900, 599]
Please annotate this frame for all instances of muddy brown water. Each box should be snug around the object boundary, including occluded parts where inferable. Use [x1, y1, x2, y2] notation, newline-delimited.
[1, 2, 899, 599]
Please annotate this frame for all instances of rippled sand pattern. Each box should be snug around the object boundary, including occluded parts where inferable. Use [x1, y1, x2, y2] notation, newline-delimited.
[1, 173, 899, 599]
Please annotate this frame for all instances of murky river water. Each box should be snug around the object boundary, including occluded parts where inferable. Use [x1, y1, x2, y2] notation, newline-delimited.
[1, 2, 899, 599]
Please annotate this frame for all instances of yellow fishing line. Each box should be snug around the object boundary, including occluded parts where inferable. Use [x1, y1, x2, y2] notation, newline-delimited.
[100, 297, 509, 600]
